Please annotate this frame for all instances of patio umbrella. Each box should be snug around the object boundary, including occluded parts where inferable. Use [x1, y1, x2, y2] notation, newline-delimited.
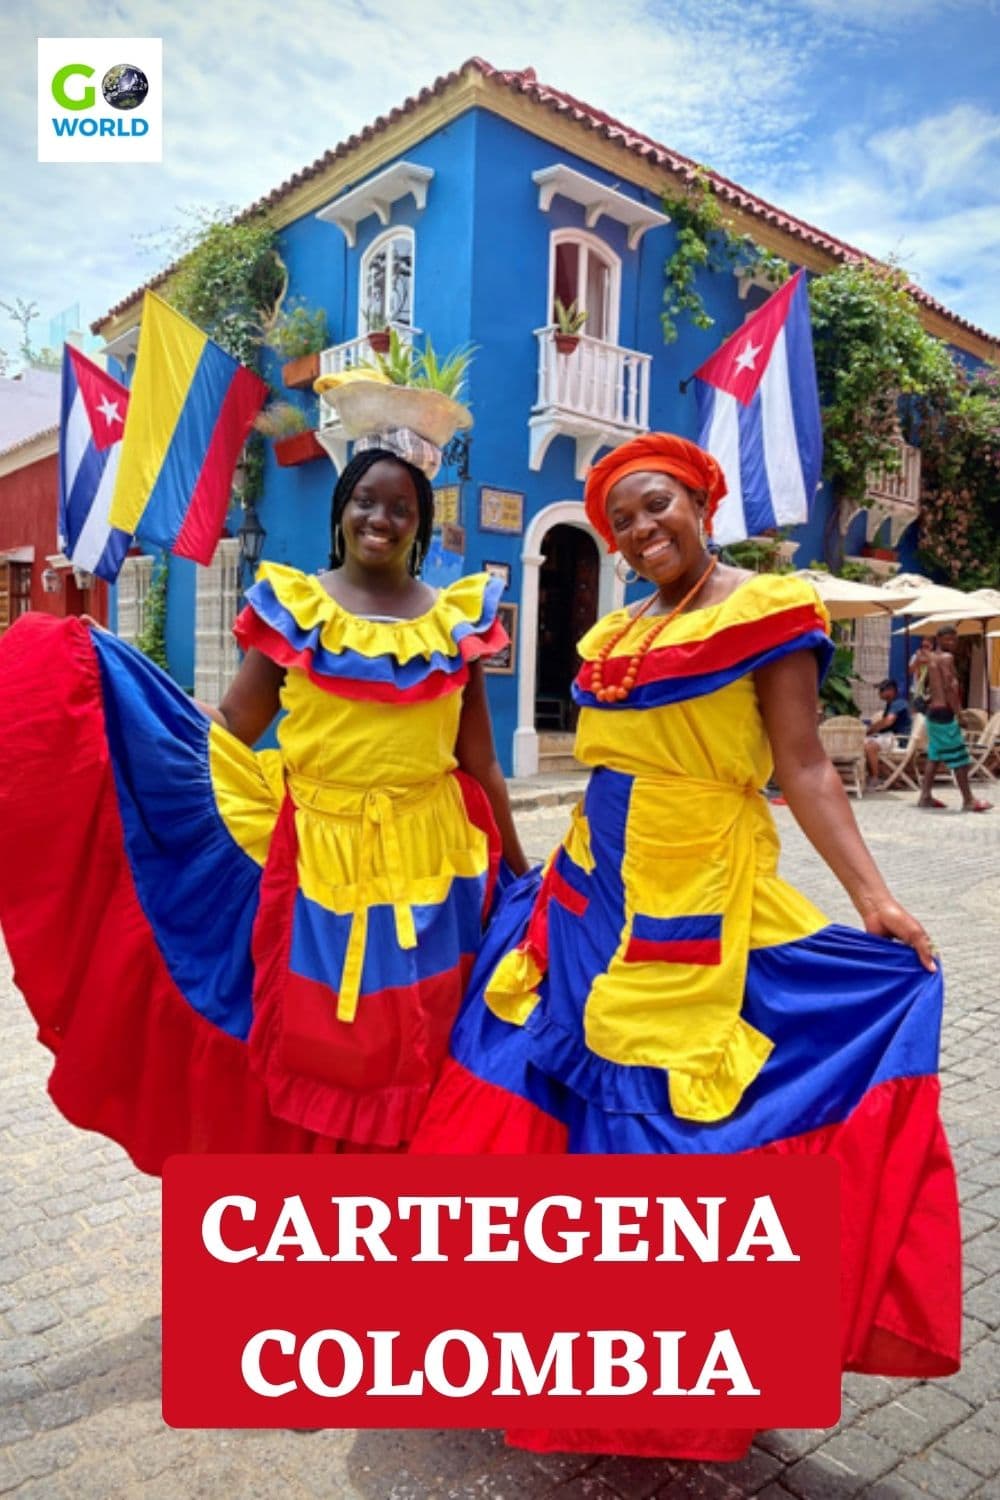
[792, 570, 919, 620]
[888, 582, 981, 619]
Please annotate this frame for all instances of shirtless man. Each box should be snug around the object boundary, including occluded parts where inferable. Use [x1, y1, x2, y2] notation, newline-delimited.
[918, 627, 991, 812]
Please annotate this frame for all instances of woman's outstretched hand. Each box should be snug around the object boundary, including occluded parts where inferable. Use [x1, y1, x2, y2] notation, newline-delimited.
[860, 895, 937, 973]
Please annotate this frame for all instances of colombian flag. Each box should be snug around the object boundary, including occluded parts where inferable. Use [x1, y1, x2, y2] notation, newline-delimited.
[109, 291, 267, 565]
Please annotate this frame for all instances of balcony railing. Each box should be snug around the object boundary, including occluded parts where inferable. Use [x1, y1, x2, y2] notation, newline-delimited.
[533, 327, 651, 429]
[865, 436, 921, 509]
[317, 323, 419, 433]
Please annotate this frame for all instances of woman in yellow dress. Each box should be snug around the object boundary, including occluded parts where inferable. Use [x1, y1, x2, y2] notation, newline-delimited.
[0, 440, 525, 1173]
[413, 433, 960, 1461]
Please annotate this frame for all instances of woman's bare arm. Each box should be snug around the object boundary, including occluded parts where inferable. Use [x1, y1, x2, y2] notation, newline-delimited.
[455, 662, 529, 876]
[197, 648, 286, 747]
[755, 650, 935, 972]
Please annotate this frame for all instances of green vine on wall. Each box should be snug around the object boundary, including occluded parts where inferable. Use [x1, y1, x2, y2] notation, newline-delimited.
[660, 171, 789, 344]
[807, 260, 955, 505]
[156, 206, 287, 510]
[135, 555, 170, 670]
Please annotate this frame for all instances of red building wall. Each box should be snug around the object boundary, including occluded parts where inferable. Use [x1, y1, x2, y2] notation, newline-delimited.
[0, 450, 107, 625]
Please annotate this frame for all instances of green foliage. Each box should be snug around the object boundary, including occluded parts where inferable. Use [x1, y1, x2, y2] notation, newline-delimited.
[412, 338, 476, 399]
[164, 207, 286, 368]
[554, 298, 588, 335]
[917, 362, 1000, 589]
[372, 326, 417, 384]
[807, 260, 955, 503]
[718, 535, 795, 574]
[264, 299, 328, 360]
[660, 171, 789, 343]
[255, 401, 311, 438]
[371, 331, 476, 400]
[819, 642, 860, 717]
[135, 555, 170, 671]
[838, 558, 875, 583]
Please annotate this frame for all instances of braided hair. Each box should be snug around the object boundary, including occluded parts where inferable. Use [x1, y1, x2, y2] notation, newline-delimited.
[329, 449, 435, 577]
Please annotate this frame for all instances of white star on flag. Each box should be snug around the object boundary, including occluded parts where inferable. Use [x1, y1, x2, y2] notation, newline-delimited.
[734, 339, 763, 374]
[96, 395, 123, 428]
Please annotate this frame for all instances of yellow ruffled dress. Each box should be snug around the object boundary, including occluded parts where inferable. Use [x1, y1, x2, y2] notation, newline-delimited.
[0, 565, 506, 1172]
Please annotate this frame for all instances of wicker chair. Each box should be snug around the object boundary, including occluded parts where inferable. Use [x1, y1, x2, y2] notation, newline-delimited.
[959, 708, 988, 736]
[968, 711, 1000, 783]
[818, 716, 866, 800]
[878, 713, 927, 791]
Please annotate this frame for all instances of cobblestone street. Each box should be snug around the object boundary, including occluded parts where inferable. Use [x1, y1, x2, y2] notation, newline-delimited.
[1, 792, 998, 1499]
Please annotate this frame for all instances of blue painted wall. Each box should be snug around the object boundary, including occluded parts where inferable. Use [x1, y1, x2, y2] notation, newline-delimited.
[109, 101, 989, 766]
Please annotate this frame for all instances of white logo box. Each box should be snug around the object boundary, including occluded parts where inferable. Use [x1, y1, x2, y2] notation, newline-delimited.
[38, 38, 162, 163]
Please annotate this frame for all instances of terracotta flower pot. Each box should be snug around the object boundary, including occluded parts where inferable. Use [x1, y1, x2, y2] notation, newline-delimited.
[273, 430, 325, 467]
[281, 352, 321, 391]
[861, 546, 898, 561]
[366, 330, 391, 354]
[554, 333, 580, 355]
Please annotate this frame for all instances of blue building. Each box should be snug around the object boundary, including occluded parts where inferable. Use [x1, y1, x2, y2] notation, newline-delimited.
[93, 58, 999, 773]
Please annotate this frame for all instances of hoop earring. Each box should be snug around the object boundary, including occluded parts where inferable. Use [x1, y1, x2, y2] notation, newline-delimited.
[615, 557, 638, 585]
[331, 522, 345, 567]
[408, 542, 422, 578]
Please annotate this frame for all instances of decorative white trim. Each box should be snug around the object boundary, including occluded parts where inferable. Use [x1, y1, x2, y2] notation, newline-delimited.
[0, 545, 34, 563]
[314, 426, 349, 475]
[316, 161, 434, 248]
[0, 427, 59, 477]
[512, 500, 624, 776]
[547, 226, 621, 346]
[736, 269, 782, 301]
[358, 225, 415, 332]
[528, 325, 651, 478]
[533, 164, 669, 250]
[100, 324, 140, 361]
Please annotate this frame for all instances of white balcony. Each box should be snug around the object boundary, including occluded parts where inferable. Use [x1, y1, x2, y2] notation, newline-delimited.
[314, 323, 418, 473]
[529, 328, 651, 479]
[840, 435, 922, 546]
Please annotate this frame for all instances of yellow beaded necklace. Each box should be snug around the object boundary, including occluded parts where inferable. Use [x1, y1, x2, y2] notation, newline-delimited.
[588, 555, 719, 704]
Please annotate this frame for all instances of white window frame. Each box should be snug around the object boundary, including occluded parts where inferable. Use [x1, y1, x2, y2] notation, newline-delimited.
[194, 538, 242, 704]
[359, 226, 416, 333]
[547, 229, 621, 346]
[115, 554, 154, 645]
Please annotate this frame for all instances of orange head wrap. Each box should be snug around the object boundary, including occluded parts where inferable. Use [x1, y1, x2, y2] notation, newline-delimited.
[583, 433, 728, 552]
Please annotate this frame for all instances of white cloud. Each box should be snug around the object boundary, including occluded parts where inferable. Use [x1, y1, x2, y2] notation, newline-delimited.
[0, 0, 996, 344]
[869, 104, 1000, 201]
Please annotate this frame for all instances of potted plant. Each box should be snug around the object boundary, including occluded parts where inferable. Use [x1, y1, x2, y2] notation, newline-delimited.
[412, 337, 477, 401]
[264, 301, 329, 391]
[363, 309, 392, 355]
[255, 401, 325, 467]
[553, 298, 588, 354]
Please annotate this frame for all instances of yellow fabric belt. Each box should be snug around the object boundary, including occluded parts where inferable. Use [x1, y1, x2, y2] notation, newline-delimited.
[286, 771, 446, 1023]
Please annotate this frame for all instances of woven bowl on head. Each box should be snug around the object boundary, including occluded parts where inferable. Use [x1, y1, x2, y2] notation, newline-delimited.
[316, 380, 472, 446]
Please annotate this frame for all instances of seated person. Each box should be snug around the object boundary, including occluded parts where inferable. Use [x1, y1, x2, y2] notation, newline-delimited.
[865, 677, 911, 788]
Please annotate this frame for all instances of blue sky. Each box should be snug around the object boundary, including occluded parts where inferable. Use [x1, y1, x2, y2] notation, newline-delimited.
[1, 0, 998, 361]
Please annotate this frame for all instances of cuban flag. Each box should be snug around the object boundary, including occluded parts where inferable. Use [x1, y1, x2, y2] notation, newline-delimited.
[58, 345, 134, 582]
[694, 269, 822, 546]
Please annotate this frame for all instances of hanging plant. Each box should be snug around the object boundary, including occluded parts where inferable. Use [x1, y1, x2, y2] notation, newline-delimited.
[660, 170, 789, 343]
[917, 363, 1000, 589]
[135, 554, 170, 671]
[160, 206, 287, 370]
[807, 260, 957, 508]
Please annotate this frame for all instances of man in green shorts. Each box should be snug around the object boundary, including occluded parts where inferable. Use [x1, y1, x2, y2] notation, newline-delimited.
[918, 626, 991, 812]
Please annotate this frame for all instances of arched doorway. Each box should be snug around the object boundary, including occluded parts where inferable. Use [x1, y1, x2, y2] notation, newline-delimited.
[535, 524, 599, 732]
[513, 501, 624, 775]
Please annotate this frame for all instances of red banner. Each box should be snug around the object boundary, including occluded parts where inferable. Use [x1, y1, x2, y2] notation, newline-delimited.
[162, 1154, 840, 1430]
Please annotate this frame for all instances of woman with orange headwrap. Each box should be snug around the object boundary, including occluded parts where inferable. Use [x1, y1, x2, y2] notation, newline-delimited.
[413, 433, 960, 1461]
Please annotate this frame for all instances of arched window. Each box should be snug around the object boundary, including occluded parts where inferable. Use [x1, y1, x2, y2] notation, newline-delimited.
[360, 228, 414, 331]
[549, 230, 620, 344]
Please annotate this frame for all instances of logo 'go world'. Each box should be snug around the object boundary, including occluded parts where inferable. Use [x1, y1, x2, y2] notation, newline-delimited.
[38, 38, 162, 163]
